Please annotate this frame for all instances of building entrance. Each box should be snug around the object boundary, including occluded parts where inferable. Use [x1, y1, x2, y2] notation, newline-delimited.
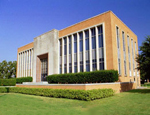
[41, 58, 48, 81]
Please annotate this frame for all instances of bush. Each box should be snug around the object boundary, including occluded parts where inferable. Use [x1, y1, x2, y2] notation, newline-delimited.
[47, 70, 118, 84]
[0, 87, 8, 93]
[16, 77, 32, 84]
[8, 87, 114, 101]
[0, 79, 16, 86]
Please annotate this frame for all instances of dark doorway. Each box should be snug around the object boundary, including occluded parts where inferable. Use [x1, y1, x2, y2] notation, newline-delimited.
[41, 58, 48, 81]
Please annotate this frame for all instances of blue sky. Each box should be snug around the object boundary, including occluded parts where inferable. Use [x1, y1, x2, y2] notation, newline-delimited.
[0, 0, 150, 62]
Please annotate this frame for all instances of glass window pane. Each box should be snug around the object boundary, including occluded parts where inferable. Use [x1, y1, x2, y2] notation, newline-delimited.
[74, 42, 77, 53]
[86, 39, 89, 50]
[80, 40, 83, 52]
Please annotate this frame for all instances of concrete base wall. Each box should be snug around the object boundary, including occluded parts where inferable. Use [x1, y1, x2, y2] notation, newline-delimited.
[16, 82, 136, 93]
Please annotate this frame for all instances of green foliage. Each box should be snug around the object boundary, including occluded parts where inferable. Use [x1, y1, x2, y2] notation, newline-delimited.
[0, 79, 16, 86]
[136, 36, 150, 82]
[47, 70, 118, 84]
[0, 87, 114, 101]
[141, 82, 150, 87]
[0, 87, 8, 93]
[0, 60, 17, 79]
[16, 77, 32, 84]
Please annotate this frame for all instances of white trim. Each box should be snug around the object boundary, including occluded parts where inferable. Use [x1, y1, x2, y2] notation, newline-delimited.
[103, 23, 107, 70]
[62, 38, 64, 74]
[67, 36, 69, 73]
[83, 30, 86, 72]
[89, 28, 92, 71]
[17, 53, 20, 77]
[58, 39, 60, 74]
[18, 81, 135, 86]
[77, 33, 80, 72]
[71, 34, 74, 73]
[95, 26, 99, 70]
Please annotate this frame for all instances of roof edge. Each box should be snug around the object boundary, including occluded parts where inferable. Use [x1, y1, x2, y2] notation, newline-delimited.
[59, 10, 112, 31]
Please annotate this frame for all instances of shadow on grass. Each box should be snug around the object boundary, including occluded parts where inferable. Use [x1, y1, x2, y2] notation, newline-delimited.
[127, 89, 150, 94]
[0, 94, 6, 97]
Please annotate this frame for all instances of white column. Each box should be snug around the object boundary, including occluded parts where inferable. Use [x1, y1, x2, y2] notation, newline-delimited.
[19, 53, 21, 77]
[31, 49, 33, 77]
[95, 26, 99, 70]
[89, 28, 92, 71]
[83, 31, 86, 72]
[72, 34, 74, 73]
[26, 50, 28, 77]
[62, 38, 64, 74]
[28, 49, 31, 76]
[67, 36, 69, 73]
[23, 51, 26, 77]
[21, 52, 23, 77]
[77, 33, 80, 72]
[24, 51, 26, 77]
[17, 53, 20, 78]
[102, 23, 107, 70]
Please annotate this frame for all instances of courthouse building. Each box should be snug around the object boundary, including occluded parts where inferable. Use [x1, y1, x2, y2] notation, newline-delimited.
[17, 11, 140, 87]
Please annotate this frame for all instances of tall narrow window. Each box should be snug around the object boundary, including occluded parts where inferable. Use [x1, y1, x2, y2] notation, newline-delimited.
[64, 37, 67, 73]
[116, 27, 121, 75]
[122, 31, 127, 76]
[91, 28, 97, 71]
[79, 32, 83, 72]
[135, 42, 139, 76]
[69, 36, 72, 73]
[127, 36, 131, 76]
[131, 39, 135, 76]
[85, 30, 90, 72]
[59, 39, 62, 74]
[74, 34, 77, 73]
[98, 25, 104, 70]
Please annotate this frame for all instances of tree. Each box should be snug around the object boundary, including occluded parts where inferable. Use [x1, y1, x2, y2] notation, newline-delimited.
[0, 60, 17, 79]
[136, 36, 150, 83]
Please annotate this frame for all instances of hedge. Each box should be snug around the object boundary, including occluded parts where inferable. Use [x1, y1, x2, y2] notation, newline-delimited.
[0, 79, 16, 86]
[47, 70, 118, 84]
[10, 87, 114, 101]
[0, 87, 114, 101]
[16, 77, 32, 84]
[0, 87, 8, 93]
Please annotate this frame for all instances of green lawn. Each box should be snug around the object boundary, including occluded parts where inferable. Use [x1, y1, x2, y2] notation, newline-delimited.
[0, 89, 150, 115]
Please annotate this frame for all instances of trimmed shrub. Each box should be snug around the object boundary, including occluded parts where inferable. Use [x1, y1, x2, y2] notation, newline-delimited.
[8, 87, 114, 101]
[0, 79, 16, 86]
[47, 70, 118, 84]
[0, 87, 8, 93]
[16, 77, 32, 84]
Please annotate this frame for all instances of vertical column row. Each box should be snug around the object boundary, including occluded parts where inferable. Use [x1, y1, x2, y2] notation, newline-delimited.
[59, 24, 104, 74]
[18, 48, 33, 77]
[17, 53, 20, 77]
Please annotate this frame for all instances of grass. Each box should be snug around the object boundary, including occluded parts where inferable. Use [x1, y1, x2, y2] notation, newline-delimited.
[0, 89, 150, 115]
